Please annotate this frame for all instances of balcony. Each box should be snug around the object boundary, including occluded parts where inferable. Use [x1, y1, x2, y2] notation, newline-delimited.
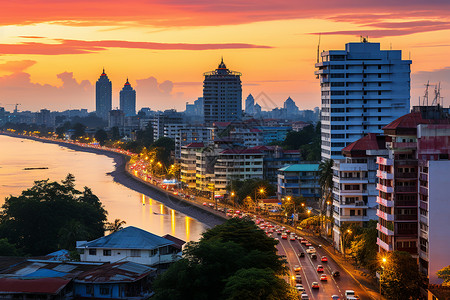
[419, 173, 428, 181]
[377, 223, 394, 236]
[389, 142, 416, 149]
[395, 160, 418, 166]
[376, 196, 394, 207]
[419, 186, 428, 195]
[377, 183, 393, 193]
[395, 186, 417, 193]
[377, 237, 393, 251]
[377, 157, 393, 166]
[396, 200, 417, 207]
[377, 170, 394, 180]
[377, 209, 394, 221]
[396, 215, 417, 221]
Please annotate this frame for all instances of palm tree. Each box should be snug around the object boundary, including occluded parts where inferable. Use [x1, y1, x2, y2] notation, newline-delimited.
[318, 159, 334, 235]
[105, 219, 126, 233]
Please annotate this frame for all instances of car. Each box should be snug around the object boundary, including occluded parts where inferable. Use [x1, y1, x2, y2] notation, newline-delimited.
[286, 229, 291, 233]
[202, 202, 207, 206]
[306, 248, 316, 254]
[316, 265, 324, 272]
[311, 253, 317, 259]
[331, 296, 340, 300]
[295, 284, 305, 292]
[294, 265, 301, 272]
[300, 239, 307, 244]
[208, 203, 214, 207]
[301, 293, 309, 300]
[345, 290, 355, 300]
[298, 252, 305, 258]
[320, 274, 328, 281]
[295, 274, 302, 283]
[332, 271, 340, 277]
[311, 282, 320, 289]
[321, 256, 328, 262]
[281, 234, 288, 240]
[305, 242, 312, 247]
[290, 235, 296, 241]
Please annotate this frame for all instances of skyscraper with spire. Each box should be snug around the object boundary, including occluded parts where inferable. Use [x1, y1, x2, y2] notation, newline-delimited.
[119, 78, 136, 116]
[203, 58, 242, 124]
[95, 69, 112, 120]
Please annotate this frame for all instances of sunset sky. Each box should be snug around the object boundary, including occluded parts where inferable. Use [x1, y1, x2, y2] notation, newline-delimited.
[0, 0, 449, 112]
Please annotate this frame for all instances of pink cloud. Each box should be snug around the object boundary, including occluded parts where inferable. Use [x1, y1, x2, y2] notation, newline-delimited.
[0, 39, 272, 55]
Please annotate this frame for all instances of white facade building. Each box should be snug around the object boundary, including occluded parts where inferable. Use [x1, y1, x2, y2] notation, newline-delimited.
[164, 124, 212, 158]
[332, 133, 388, 251]
[77, 227, 182, 267]
[315, 40, 411, 160]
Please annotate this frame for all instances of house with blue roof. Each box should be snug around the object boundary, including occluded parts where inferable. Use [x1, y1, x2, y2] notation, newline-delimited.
[277, 164, 321, 203]
[76, 226, 183, 267]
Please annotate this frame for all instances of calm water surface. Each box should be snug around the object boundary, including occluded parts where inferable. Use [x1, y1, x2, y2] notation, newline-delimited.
[0, 135, 207, 241]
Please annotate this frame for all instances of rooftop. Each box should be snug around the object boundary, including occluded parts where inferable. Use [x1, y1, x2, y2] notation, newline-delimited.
[184, 142, 205, 148]
[220, 149, 263, 155]
[278, 164, 319, 172]
[0, 277, 70, 295]
[383, 111, 450, 135]
[77, 226, 174, 250]
[342, 133, 386, 157]
[74, 261, 155, 284]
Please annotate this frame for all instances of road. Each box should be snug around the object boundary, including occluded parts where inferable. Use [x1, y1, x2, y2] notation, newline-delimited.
[276, 233, 370, 300]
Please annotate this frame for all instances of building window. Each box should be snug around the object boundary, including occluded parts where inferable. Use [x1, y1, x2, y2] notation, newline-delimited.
[89, 249, 96, 256]
[100, 287, 110, 295]
[130, 250, 141, 257]
[86, 286, 94, 295]
[103, 250, 111, 256]
[149, 249, 158, 257]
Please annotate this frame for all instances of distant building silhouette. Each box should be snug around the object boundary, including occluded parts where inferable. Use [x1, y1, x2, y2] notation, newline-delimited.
[203, 59, 242, 124]
[245, 94, 255, 115]
[95, 69, 112, 120]
[283, 97, 299, 114]
[119, 78, 136, 116]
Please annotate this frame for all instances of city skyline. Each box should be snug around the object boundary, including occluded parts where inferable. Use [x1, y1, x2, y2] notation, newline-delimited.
[0, 1, 449, 111]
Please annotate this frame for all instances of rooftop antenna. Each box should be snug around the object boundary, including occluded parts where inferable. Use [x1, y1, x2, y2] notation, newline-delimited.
[360, 36, 369, 43]
[316, 33, 321, 64]
[423, 81, 430, 106]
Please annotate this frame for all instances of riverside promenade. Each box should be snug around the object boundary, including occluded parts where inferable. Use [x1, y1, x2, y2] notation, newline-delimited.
[1, 132, 226, 228]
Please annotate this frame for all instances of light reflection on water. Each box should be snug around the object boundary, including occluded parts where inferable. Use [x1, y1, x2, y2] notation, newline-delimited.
[0, 135, 206, 242]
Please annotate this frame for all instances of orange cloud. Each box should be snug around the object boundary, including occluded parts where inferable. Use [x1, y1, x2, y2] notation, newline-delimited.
[0, 39, 272, 55]
[0, 60, 36, 73]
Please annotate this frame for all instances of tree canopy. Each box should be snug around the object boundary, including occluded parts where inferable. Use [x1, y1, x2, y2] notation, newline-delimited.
[437, 265, 450, 286]
[0, 174, 107, 255]
[152, 218, 295, 300]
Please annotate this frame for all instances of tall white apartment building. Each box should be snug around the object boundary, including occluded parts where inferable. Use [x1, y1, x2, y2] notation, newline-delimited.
[315, 40, 411, 160]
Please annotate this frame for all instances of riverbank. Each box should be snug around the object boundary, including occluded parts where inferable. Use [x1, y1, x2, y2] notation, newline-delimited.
[1, 133, 225, 229]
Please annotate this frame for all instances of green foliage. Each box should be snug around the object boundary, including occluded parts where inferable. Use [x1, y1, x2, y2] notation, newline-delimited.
[380, 251, 422, 299]
[0, 174, 107, 255]
[71, 123, 86, 140]
[349, 220, 378, 272]
[152, 137, 175, 167]
[223, 268, 298, 300]
[110, 126, 121, 141]
[281, 196, 306, 216]
[105, 219, 126, 233]
[318, 158, 334, 211]
[94, 129, 108, 145]
[56, 121, 71, 138]
[0, 238, 21, 256]
[437, 265, 450, 286]
[282, 124, 316, 150]
[152, 218, 293, 300]
[226, 179, 275, 205]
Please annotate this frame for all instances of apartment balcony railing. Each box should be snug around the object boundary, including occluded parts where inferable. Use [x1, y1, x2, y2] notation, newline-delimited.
[395, 172, 417, 179]
[377, 183, 393, 193]
[376, 196, 394, 207]
[377, 237, 393, 251]
[377, 223, 394, 236]
[377, 157, 393, 166]
[388, 142, 416, 149]
[377, 170, 394, 180]
[396, 200, 417, 207]
[395, 160, 418, 166]
[396, 215, 417, 221]
[419, 186, 428, 195]
[377, 209, 394, 221]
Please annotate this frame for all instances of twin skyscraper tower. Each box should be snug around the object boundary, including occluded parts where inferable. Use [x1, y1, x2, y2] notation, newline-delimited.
[95, 69, 136, 120]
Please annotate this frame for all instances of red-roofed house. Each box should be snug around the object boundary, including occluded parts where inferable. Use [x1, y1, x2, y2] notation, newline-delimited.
[332, 133, 388, 252]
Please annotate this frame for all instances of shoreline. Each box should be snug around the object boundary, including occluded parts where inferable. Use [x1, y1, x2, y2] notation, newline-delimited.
[1, 133, 225, 229]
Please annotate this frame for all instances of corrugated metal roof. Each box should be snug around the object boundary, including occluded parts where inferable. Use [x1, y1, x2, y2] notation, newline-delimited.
[80, 226, 174, 250]
[278, 164, 319, 172]
[0, 278, 70, 294]
[75, 261, 155, 283]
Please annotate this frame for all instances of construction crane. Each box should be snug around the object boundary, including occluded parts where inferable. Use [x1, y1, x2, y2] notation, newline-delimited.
[0, 103, 21, 113]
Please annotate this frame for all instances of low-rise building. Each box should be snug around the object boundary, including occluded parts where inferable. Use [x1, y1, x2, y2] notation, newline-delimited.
[277, 164, 320, 203]
[77, 226, 183, 267]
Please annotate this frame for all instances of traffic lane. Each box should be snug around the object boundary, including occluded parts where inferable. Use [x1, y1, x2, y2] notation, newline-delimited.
[303, 237, 371, 299]
[280, 238, 315, 299]
[295, 239, 341, 299]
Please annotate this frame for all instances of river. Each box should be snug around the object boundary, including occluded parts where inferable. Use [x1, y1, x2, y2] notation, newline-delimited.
[0, 135, 208, 242]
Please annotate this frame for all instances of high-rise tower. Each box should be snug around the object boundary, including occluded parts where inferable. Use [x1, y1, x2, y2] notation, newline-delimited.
[95, 69, 112, 120]
[203, 59, 242, 124]
[315, 41, 411, 160]
[119, 78, 136, 116]
[245, 94, 255, 115]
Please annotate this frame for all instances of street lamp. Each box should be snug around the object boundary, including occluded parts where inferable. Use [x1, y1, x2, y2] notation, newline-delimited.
[255, 187, 266, 214]
[231, 192, 236, 210]
[380, 257, 387, 300]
